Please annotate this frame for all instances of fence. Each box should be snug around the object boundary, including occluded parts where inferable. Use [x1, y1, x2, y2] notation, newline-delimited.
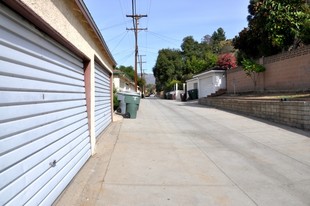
[227, 45, 310, 93]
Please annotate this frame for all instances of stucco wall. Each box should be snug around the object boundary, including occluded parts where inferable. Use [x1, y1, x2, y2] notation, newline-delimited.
[186, 79, 198, 91]
[227, 45, 310, 93]
[20, 0, 113, 70]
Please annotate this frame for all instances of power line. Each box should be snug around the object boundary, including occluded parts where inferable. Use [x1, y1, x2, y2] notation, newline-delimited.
[111, 31, 130, 51]
[99, 20, 131, 31]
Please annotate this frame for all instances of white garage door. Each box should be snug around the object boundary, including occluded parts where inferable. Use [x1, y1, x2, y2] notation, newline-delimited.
[94, 62, 112, 138]
[200, 76, 214, 97]
[0, 5, 91, 205]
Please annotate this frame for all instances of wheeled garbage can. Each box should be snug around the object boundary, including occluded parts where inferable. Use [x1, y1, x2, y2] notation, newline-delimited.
[117, 92, 126, 114]
[124, 92, 140, 119]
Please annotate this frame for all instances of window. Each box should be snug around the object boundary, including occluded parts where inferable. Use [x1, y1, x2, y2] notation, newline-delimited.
[194, 83, 198, 89]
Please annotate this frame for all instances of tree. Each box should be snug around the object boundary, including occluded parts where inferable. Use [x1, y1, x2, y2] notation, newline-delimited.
[217, 53, 237, 70]
[201, 34, 212, 44]
[211, 27, 226, 43]
[153, 29, 228, 92]
[234, 0, 310, 58]
[137, 78, 146, 93]
[116, 65, 145, 91]
[203, 51, 218, 69]
[153, 49, 184, 92]
[181, 35, 219, 75]
[117, 65, 134, 81]
[210, 27, 226, 53]
[299, 5, 310, 44]
[181, 36, 200, 58]
[241, 58, 266, 91]
[233, 28, 261, 59]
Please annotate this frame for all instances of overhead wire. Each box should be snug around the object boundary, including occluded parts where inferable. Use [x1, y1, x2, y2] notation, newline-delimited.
[111, 31, 130, 52]
[99, 20, 131, 31]
[117, 51, 135, 65]
[147, 31, 181, 48]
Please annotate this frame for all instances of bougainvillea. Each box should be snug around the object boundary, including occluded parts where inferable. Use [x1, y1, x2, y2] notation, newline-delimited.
[217, 53, 237, 69]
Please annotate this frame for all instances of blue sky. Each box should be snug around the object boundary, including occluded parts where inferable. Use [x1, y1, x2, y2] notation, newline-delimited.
[84, 0, 249, 73]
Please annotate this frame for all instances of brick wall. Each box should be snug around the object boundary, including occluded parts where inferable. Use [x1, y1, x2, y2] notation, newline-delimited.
[199, 98, 310, 130]
[227, 45, 310, 93]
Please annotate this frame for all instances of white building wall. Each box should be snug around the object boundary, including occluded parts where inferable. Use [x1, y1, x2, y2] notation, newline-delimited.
[192, 70, 226, 98]
[186, 79, 198, 91]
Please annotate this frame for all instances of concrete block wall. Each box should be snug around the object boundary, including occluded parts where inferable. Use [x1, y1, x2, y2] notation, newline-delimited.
[227, 45, 310, 93]
[199, 98, 310, 130]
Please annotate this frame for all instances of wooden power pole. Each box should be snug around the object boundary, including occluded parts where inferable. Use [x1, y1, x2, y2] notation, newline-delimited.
[138, 55, 146, 97]
[126, 2, 147, 92]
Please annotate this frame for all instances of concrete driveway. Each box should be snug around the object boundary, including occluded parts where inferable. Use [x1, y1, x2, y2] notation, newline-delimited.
[55, 98, 310, 206]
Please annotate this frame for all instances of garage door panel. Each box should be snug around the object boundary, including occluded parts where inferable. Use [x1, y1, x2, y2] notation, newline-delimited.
[0, 100, 86, 122]
[95, 110, 111, 121]
[6, 138, 90, 206]
[35, 145, 91, 206]
[0, 61, 84, 86]
[95, 90, 110, 95]
[0, 75, 85, 93]
[0, 127, 89, 192]
[95, 80, 109, 88]
[95, 108, 111, 120]
[94, 63, 111, 138]
[0, 91, 86, 105]
[40, 148, 90, 206]
[26, 140, 90, 206]
[0, 43, 84, 80]
[95, 83, 110, 91]
[0, 117, 88, 172]
[95, 106, 111, 116]
[95, 69, 109, 78]
[94, 91, 110, 97]
[95, 66, 109, 74]
[0, 16, 83, 73]
[0, 110, 88, 154]
[95, 73, 110, 86]
[95, 74, 110, 86]
[95, 100, 111, 107]
[95, 121, 110, 136]
[0, 5, 91, 204]
[95, 97, 111, 103]
[95, 100, 110, 108]
[95, 114, 111, 127]
[0, 128, 89, 203]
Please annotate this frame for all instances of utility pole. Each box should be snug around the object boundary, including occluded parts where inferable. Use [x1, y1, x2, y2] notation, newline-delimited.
[126, 1, 147, 92]
[138, 55, 146, 97]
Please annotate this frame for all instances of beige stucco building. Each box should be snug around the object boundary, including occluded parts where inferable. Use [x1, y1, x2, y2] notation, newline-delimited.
[0, 0, 116, 204]
[113, 70, 136, 92]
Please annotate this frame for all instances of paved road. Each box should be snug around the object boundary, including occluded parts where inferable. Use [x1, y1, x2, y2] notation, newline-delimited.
[56, 98, 310, 206]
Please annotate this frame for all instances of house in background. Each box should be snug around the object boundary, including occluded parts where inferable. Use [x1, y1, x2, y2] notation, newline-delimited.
[186, 68, 226, 99]
[113, 70, 136, 92]
[0, 0, 116, 205]
[186, 78, 199, 91]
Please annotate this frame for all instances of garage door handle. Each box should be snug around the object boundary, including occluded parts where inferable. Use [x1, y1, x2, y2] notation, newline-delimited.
[49, 160, 57, 167]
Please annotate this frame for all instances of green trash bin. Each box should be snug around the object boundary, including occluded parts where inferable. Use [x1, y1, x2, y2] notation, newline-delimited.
[192, 89, 198, 99]
[124, 92, 140, 119]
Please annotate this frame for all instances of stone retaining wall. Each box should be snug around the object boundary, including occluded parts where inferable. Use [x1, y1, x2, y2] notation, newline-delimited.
[199, 97, 310, 130]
